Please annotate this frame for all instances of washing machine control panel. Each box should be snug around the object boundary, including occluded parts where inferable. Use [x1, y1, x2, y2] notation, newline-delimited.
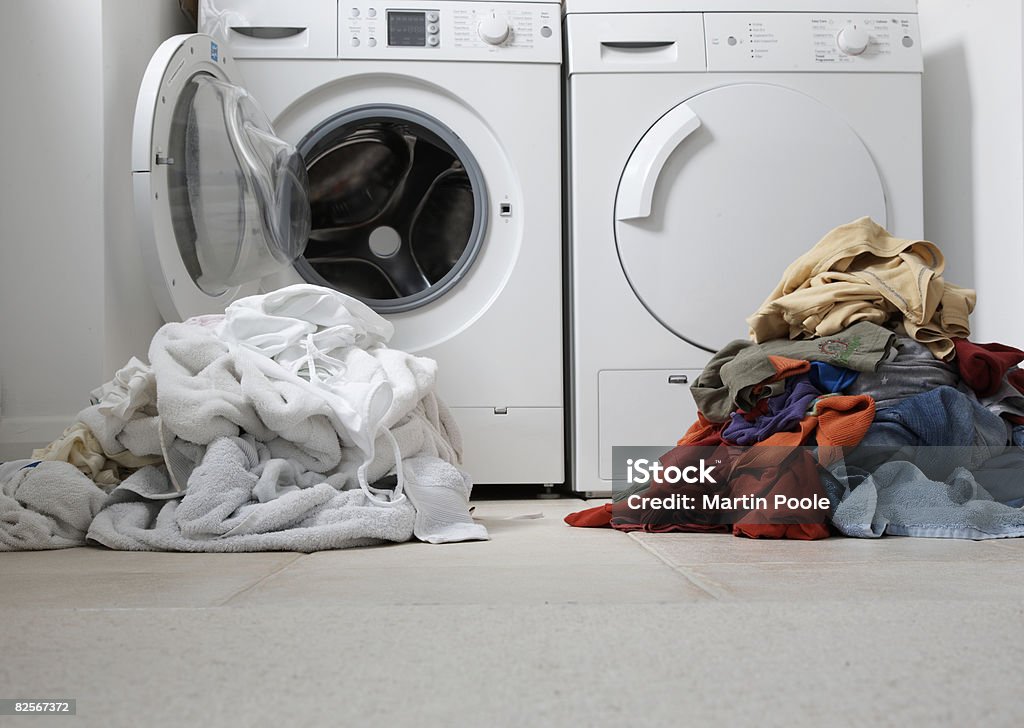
[343, 1, 560, 62]
[705, 13, 922, 72]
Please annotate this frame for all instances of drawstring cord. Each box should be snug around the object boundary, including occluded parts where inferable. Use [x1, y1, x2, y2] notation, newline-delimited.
[301, 333, 348, 384]
[356, 428, 406, 506]
[302, 333, 406, 507]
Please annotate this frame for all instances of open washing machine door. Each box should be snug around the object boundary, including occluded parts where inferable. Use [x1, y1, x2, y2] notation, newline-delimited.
[614, 83, 887, 353]
[134, 35, 490, 325]
[132, 33, 311, 321]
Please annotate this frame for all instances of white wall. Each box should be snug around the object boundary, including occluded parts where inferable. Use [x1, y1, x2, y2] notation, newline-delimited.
[919, 0, 1024, 345]
[0, 1, 189, 458]
[0, 0, 106, 454]
[102, 1, 191, 373]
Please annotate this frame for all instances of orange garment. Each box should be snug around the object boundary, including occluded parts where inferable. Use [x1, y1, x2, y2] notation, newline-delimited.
[815, 394, 876, 446]
[677, 413, 725, 446]
[767, 355, 811, 381]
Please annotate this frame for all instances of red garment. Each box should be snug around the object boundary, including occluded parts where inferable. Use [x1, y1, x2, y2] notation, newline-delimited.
[564, 503, 613, 528]
[733, 523, 831, 540]
[953, 339, 1024, 398]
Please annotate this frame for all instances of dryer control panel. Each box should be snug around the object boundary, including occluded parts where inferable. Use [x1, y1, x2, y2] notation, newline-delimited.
[705, 13, 922, 72]
[343, 1, 560, 62]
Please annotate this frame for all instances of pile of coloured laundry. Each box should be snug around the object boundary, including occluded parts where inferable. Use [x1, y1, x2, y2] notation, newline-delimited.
[567, 217, 1024, 540]
[1, 285, 487, 551]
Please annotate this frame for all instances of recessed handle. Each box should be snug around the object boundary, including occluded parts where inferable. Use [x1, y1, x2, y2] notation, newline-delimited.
[231, 26, 306, 40]
[668, 374, 689, 385]
[601, 41, 676, 50]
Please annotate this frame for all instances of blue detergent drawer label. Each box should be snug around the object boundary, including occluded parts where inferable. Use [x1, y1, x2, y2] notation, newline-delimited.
[210, 41, 219, 62]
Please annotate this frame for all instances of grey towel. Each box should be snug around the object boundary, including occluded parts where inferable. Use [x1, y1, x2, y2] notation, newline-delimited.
[86, 436, 415, 552]
[0, 460, 107, 550]
[831, 460, 1024, 540]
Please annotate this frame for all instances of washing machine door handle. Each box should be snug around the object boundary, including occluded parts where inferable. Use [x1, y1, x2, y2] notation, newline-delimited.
[616, 103, 701, 221]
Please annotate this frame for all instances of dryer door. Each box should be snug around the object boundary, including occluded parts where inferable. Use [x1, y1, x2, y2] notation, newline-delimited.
[132, 33, 311, 321]
[614, 83, 886, 353]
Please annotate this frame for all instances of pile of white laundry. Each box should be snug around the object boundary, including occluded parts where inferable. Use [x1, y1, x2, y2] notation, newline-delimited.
[1, 285, 488, 551]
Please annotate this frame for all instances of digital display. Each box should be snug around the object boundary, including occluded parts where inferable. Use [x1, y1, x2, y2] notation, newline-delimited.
[388, 11, 426, 47]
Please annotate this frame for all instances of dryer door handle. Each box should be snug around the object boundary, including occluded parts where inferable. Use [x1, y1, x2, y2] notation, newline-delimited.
[616, 103, 701, 221]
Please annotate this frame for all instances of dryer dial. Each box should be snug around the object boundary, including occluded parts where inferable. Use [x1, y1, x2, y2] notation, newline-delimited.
[478, 13, 510, 45]
[836, 24, 870, 56]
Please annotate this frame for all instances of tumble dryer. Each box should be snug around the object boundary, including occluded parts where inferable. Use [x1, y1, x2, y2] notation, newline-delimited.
[564, 0, 924, 494]
[133, 0, 564, 485]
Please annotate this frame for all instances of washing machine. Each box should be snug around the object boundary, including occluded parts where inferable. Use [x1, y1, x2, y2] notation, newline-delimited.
[132, 0, 565, 486]
[564, 0, 924, 494]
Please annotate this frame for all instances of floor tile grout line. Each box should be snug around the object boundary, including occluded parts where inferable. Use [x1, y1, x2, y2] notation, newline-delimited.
[625, 533, 727, 600]
[214, 553, 306, 607]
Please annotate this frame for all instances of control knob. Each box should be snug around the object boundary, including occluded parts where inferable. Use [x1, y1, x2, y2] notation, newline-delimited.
[478, 13, 510, 45]
[836, 24, 870, 56]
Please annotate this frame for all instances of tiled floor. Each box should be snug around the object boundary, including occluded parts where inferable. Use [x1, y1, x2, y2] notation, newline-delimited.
[1, 498, 1022, 726]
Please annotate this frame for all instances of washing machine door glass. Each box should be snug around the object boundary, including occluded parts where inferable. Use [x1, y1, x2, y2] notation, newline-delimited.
[614, 83, 886, 353]
[170, 75, 310, 295]
[293, 105, 488, 314]
[133, 34, 310, 321]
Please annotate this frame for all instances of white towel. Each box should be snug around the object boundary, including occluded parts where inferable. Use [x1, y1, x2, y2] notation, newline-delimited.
[149, 321, 351, 472]
[78, 356, 162, 458]
[210, 284, 461, 499]
[401, 456, 489, 544]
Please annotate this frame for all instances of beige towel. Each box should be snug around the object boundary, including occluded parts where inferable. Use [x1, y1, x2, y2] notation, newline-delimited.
[747, 217, 975, 359]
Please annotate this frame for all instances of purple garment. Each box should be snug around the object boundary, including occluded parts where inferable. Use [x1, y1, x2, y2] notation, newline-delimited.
[723, 377, 823, 445]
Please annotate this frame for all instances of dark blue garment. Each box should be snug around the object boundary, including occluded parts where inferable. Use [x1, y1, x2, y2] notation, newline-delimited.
[723, 377, 822, 445]
[851, 386, 1012, 481]
[1013, 425, 1024, 449]
[860, 386, 1008, 448]
[808, 361, 858, 394]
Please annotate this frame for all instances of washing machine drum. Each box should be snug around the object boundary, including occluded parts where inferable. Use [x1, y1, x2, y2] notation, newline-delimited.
[410, 168, 476, 283]
[298, 117, 483, 313]
[307, 128, 412, 229]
